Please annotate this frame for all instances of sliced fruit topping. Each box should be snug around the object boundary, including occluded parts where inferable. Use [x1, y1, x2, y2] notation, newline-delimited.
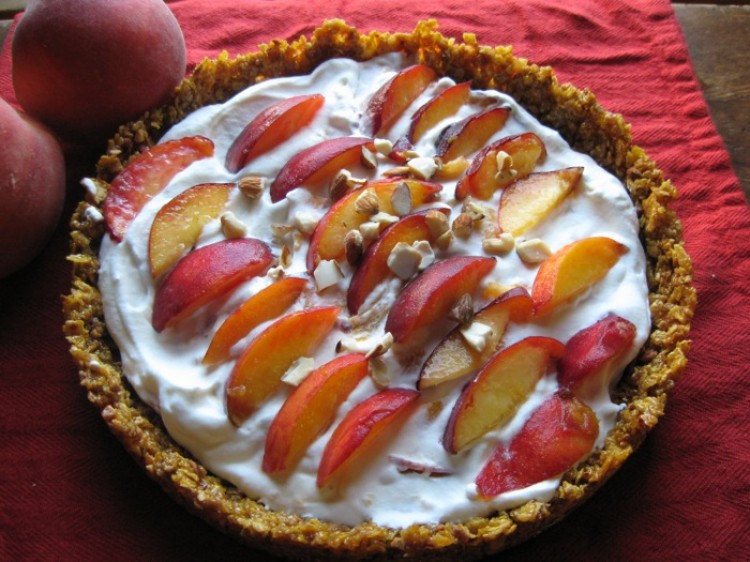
[418, 287, 534, 390]
[225, 94, 325, 173]
[531, 236, 627, 318]
[455, 133, 546, 200]
[384, 256, 496, 351]
[475, 392, 599, 498]
[104, 135, 215, 242]
[203, 276, 307, 365]
[364, 64, 438, 136]
[225, 306, 340, 425]
[152, 238, 273, 333]
[306, 178, 441, 271]
[148, 182, 234, 278]
[498, 167, 582, 236]
[435, 106, 509, 162]
[262, 353, 370, 474]
[558, 313, 636, 400]
[347, 208, 450, 314]
[443, 336, 566, 454]
[270, 136, 376, 203]
[408, 81, 471, 143]
[316, 388, 420, 488]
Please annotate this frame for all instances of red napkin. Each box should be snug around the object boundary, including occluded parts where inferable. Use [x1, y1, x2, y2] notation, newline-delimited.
[1, 0, 748, 560]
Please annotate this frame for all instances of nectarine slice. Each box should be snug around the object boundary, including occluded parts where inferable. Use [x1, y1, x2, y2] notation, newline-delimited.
[443, 336, 566, 454]
[364, 64, 438, 136]
[532, 236, 628, 317]
[418, 287, 534, 390]
[498, 167, 582, 236]
[384, 256, 496, 351]
[270, 136, 375, 202]
[151, 238, 273, 333]
[225, 94, 324, 172]
[225, 306, 340, 425]
[455, 133, 546, 200]
[306, 178, 441, 271]
[346, 208, 450, 314]
[203, 276, 308, 365]
[317, 388, 420, 488]
[475, 392, 599, 498]
[148, 182, 234, 278]
[558, 313, 636, 400]
[104, 135, 215, 242]
[262, 353, 370, 474]
[435, 106, 509, 162]
[408, 82, 471, 143]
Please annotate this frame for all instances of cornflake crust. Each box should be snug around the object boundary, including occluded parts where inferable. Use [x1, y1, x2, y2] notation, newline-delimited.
[63, 19, 696, 561]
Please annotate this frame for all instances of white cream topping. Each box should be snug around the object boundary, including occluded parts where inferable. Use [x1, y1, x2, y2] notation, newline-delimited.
[97, 54, 650, 526]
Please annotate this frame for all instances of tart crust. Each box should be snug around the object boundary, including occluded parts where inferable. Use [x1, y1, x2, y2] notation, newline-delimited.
[63, 19, 696, 561]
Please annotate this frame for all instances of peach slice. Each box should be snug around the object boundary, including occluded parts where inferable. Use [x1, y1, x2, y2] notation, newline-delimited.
[316, 388, 420, 488]
[225, 94, 324, 173]
[435, 106, 510, 162]
[270, 136, 376, 202]
[364, 64, 438, 136]
[225, 306, 340, 425]
[442, 336, 566, 454]
[151, 238, 273, 333]
[475, 392, 599, 498]
[104, 135, 215, 242]
[417, 287, 534, 390]
[498, 167, 582, 236]
[384, 256, 496, 351]
[407, 81, 471, 143]
[455, 133, 547, 200]
[262, 353, 370, 474]
[346, 208, 450, 314]
[202, 276, 307, 365]
[531, 236, 627, 318]
[558, 313, 636, 400]
[148, 182, 234, 278]
[306, 178, 441, 271]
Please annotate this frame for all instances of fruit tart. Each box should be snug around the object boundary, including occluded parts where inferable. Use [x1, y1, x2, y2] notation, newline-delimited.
[63, 19, 696, 561]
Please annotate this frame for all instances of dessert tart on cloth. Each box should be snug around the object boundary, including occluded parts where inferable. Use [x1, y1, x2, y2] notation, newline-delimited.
[63, 20, 695, 561]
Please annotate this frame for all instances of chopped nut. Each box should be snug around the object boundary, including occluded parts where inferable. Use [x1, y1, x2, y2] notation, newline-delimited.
[412, 240, 435, 270]
[516, 238, 552, 264]
[374, 137, 394, 155]
[267, 265, 285, 280]
[270, 223, 294, 241]
[390, 182, 412, 217]
[452, 212, 473, 239]
[460, 321, 494, 352]
[435, 230, 454, 251]
[281, 357, 315, 386]
[434, 157, 469, 180]
[359, 221, 381, 241]
[495, 150, 518, 181]
[381, 166, 411, 177]
[387, 242, 422, 280]
[448, 293, 474, 326]
[238, 175, 265, 199]
[425, 209, 450, 238]
[220, 212, 247, 239]
[354, 188, 380, 215]
[329, 171, 352, 201]
[462, 197, 486, 222]
[345, 229, 364, 266]
[292, 211, 319, 235]
[369, 357, 390, 388]
[313, 259, 343, 291]
[366, 332, 393, 359]
[370, 211, 399, 227]
[360, 145, 378, 170]
[280, 244, 293, 268]
[482, 233, 515, 255]
[407, 156, 438, 180]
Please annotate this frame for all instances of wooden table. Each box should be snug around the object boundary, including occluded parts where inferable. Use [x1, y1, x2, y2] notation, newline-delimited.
[1, 2, 748, 201]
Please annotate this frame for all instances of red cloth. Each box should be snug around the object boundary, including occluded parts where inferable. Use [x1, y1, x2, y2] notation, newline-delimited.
[1, 0, 748, 560]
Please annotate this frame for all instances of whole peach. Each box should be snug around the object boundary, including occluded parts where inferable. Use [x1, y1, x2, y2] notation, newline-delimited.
[0, 97, 65, 279]
[11, 0, 186, 142]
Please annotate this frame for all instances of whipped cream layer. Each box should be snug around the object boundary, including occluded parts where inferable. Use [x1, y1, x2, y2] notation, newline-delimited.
[97, 54, 650, 527]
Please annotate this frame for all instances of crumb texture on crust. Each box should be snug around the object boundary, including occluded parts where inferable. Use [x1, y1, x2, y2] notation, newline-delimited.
[63, 19, 696, 561]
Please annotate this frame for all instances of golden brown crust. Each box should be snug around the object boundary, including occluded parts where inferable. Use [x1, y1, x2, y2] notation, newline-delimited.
[62, 19, 696, 561]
